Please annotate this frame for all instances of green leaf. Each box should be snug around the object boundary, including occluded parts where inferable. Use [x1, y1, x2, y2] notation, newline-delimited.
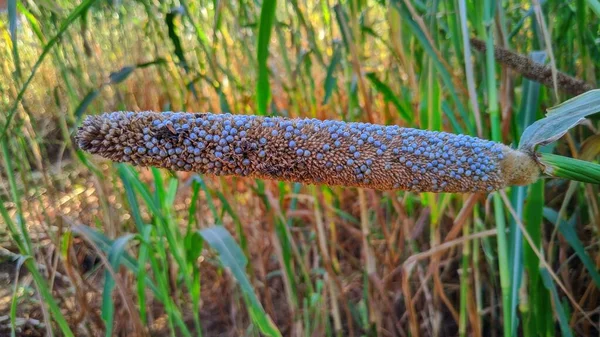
[585, 0, 600, 17]
[539, 153, 600, 184]
[519, 89, 600, 152]
[136, 58, 167, 69]
[366, 72, 412, 123]
[199, 226, 281, 337]
[219, 88, 231, 113]
[322, 43, 342, 105]
[72, 225, 159, 295]
[543, 208, 600, 288]
[136, 225, 153, 324]
[256, 0, 277, 115]
[117, 164, 161, 217]
[185, 231, 204, 266]
[118, 165, 145, 232]
[523, 180, 546, 336]
[509, 52, 545, 335]
[75, 59, 165, 123]
[192, 175, 219, 224]
[8, 0, 21, 79]
[102, 234, 136, 337]
[109, 66, 135, 84]
[392, 0, 474, 135]
[166, 7, 189, 71]
[333, 5, 351, 50]
[17, 3, 45, 43]
[10, 255, 29, 337]
[540, 268, 573, 337]
[75, 89, 100, 123]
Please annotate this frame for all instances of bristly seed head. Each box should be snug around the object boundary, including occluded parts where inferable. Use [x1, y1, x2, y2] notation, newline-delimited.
[76, 111, 540, 193]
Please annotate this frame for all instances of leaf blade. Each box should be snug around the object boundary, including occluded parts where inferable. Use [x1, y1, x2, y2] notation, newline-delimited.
[199, 226, 281, 337]
[256, 0, 277, 115]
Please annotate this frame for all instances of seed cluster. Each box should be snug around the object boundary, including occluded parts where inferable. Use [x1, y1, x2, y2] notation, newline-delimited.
[77, 111, 522, 193]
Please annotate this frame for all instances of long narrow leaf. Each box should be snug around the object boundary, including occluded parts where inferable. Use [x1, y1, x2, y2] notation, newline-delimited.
[102, 234, 136, 337]
[540, 268, 574, 337]
[366, 72, 412, 123]
[256, 0, 277, 115]
[199, 226, 281, 337]
[543, 208, 600, 288]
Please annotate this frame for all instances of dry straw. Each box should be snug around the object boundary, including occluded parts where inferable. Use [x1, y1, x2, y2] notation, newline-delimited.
[76, 111, 541, 193]
[470, 38, 594, 96]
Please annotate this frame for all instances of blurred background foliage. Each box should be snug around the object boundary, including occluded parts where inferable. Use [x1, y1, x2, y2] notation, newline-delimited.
[1, 0, 600, 336]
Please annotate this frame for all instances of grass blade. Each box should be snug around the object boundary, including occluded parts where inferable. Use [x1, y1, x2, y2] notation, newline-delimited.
[392, 0, 474, 135]
[509, 51, 545, 335]
[71, 225, 159, 294]
[8, 0, 20, 79]
[166, 7, 189, 72]
[540, 268, 574, 337]
[365, 72, 412, 123]
[102, 234, 136, 337]
[74, 90, 100, 123]
[543, 208, 600, 288]
[256, 0, 277, 115]
[10, 255, 29, 337]
[75, 59, 166, 123]
[523, 180, 546, 336]
[136, 225, 153, 324]
[199, 226, 281, 337]
[585, 0, 600, 17]
[322, 43, 342, 105]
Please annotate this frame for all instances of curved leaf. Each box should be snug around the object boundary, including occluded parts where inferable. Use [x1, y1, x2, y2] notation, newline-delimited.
[199, 226, 281, 337]
[102, 234, 136, 337]
[519, 89, 600, 152]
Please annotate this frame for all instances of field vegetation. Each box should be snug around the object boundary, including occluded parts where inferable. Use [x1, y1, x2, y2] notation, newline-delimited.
[1, 0, 600, 336]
